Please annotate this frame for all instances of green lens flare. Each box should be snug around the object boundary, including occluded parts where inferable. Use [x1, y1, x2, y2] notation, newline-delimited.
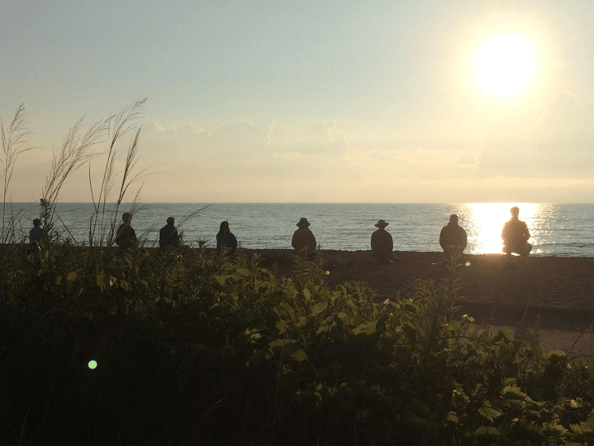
[88, 360, 97, 369]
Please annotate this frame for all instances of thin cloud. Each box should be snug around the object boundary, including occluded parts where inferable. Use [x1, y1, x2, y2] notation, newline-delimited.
[479, 92, 594, 179]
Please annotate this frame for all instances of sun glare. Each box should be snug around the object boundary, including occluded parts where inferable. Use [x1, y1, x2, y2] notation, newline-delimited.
[473, 33, 537, 99]
[466, 203, 540, 254]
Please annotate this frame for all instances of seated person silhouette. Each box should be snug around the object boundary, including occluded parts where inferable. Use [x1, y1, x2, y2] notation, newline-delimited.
[115, 212, 137, 249]
[502, 206, 532, 258]
[159, 216, 180, 250]
[292, 218, 316, 251]
[216, 221, 238, 254]
[29, 218, 44, 250]
[439, 214, 467, 262]
[371, 219, 393, 263]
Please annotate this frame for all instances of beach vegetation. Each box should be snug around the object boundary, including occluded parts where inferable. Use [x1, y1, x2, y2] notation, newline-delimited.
[1, 245, 594, 445]
[0, 104, 35, 243]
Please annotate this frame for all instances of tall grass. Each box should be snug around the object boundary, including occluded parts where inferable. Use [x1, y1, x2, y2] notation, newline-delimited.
[1, 99, 211, 248]
[0, 104, 35, 243]
[29, 99, 152, 246]
[39, 116, 107, 243]
[87, 98, 151, 247]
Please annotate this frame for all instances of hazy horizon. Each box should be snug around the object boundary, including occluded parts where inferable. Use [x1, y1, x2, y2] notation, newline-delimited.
[6, 200, 594, 205]
[2, 1, 594, 203]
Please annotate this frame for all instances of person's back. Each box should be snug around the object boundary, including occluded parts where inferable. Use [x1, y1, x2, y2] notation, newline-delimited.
[502, 207, 532, 257]
[29, 219, 44, 248]
[439, 214, 467, 257]
[116, 212, 137, 249]
[371, 219, 393, 262]
[292, 218, 316, 251]
[216, 221, 237, 253]
[159, 217, 180, 249]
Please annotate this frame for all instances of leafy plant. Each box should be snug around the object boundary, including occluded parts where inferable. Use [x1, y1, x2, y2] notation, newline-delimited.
[3, 243, 594, 445]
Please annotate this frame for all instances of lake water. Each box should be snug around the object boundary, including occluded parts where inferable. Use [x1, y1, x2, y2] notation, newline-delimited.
[3, 202, 594, 257]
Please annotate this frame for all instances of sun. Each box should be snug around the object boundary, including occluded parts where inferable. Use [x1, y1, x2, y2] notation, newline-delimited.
[473, 33, 537, 99]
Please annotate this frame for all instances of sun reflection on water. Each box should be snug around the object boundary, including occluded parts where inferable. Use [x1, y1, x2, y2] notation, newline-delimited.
[461, 203, 551, 255]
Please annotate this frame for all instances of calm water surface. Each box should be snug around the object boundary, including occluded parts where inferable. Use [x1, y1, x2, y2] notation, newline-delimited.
[3, 203, 594, 257]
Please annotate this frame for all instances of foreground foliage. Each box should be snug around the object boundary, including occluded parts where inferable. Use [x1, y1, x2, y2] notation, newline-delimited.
[1, 245, 594, 445]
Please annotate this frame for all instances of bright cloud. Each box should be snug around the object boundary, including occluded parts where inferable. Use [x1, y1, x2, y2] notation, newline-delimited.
[4, 90, 594, 203]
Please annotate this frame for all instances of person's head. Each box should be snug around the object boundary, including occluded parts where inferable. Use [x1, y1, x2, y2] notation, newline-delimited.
[296, 217, 310, 228]
[219, 221, 230, 234]
[33, 218, 42, 227]
[167, 217, 175, 225]
[122, 212, 133, 224]
[510, 206, 520, 217]
[449, 214, 458, 224]
[375, 219, 389, 229]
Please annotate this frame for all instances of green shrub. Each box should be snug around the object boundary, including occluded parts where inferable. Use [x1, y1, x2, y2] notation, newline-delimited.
[1, 245, 594, 445]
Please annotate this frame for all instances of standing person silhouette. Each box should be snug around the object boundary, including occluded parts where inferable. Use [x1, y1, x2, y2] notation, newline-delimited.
[216, 221, 238, 254]
[370, 219, 393, 263]
[116, 212, 137, 249]
[502, 206, 532, 258]
[439, 214, 467, 262]
[292, 218, 316, 252]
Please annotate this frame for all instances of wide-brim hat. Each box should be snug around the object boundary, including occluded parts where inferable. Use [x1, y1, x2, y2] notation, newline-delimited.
[375, 219, 388, 228]
[296, 217, 310, 227]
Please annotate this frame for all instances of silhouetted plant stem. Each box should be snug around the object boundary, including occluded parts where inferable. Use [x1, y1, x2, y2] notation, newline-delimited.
[1, 104, 35, 243]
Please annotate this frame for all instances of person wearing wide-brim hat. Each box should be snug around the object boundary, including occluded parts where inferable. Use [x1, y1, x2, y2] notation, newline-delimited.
[371, 219, 393, 263]
[292, 218, 316, 251]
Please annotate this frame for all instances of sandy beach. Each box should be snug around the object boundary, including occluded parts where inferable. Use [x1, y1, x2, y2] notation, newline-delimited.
[246, 249, 594, 354]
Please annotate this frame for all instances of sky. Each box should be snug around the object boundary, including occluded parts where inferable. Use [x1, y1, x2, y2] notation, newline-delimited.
[1, 0, 594, 203]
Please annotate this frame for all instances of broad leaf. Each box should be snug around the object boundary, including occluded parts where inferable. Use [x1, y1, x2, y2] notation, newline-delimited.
[353, 321, 376, 335]
[311, 301, 328, 317]
[275, 320, 288, 334]
[303, 288, 311, 301]
[291, 349, 307, 362]
[478, 405, 503, 421]
[96, 273, 105, 291]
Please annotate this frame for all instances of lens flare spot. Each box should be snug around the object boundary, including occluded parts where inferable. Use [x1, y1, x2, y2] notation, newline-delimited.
[88, 360, 98, 369]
